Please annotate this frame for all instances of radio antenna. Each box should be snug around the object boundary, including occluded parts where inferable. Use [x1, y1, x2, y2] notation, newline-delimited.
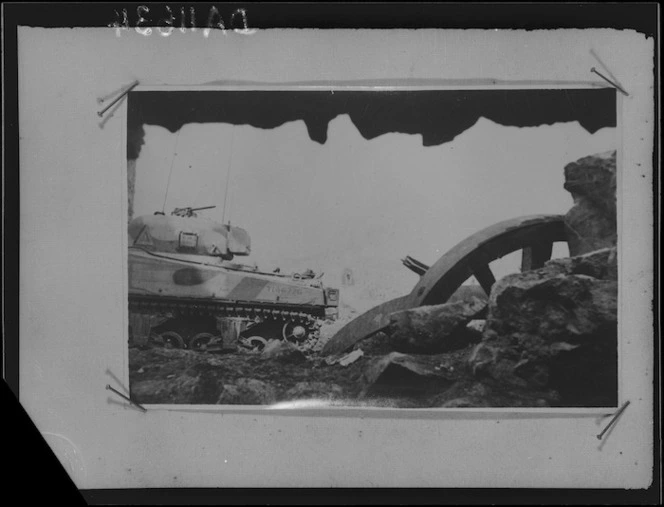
[162, 128, 182, 213]
[221, 129, 235, 227]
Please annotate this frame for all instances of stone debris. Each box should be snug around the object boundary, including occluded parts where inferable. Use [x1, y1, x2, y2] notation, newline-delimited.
[339, 349, 364, 366]
[360, 350, 469, 401]
[351, 331, 395, 356]
[431, 378, 559, 408]
[261, 339, 307, 365]
[544, 247, 617, 281]
[386, 296, 487, 353]
[324, 354, 342, 366]
[466, 320, 486, 334]
[465, 319, 486, 343]
[217, 378, 277, 405]
[284, 382, 345, 400]
[326, 349, 365, 366]
[470, 256, 618, 406]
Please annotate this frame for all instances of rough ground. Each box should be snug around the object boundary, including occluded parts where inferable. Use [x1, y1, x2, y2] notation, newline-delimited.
[129, 342, 476, 408]
[130, 345, 368, 406]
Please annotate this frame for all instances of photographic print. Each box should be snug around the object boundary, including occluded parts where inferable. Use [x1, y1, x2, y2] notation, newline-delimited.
[126, 86, 618, 409]
[14, 15, 655, 491]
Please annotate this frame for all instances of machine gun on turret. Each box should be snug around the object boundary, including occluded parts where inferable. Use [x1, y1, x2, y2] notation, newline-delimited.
[171, 205, 217, 218]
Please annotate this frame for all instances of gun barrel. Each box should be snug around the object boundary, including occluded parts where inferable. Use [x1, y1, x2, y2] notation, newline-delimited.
[191, 206, 217, 211]
[402, 255, 430, 276]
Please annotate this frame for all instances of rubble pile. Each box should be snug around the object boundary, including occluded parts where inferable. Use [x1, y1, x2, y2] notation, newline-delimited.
[130, 151, 618, 408]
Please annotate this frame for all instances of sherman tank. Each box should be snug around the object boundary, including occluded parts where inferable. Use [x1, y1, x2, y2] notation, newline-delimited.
[128, 206, 339, 352]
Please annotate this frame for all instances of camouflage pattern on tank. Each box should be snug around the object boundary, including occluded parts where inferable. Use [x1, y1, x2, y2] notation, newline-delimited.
[128, 208, 339, 352]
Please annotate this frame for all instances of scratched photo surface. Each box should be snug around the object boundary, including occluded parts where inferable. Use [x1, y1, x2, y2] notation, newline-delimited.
[126, 87, 618, 408]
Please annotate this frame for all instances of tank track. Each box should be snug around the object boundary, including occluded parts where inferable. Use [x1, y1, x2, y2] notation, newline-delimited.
[129, 294, 323, 321]
[129, 294, 324, 351]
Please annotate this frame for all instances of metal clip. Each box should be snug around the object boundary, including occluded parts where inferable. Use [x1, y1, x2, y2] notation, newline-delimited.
[591, 68, 629, 96]
[596, 400, 630, 440]
[97, 80, 139, 117]
[106, 384, 147, 412]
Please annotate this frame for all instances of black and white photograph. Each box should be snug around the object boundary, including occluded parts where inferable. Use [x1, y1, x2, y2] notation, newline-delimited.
[11, 6, 656, 492]
[127, 86, 620, 408]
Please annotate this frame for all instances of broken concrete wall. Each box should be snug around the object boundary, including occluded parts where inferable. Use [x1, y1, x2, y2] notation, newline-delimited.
[563, 150, 617, 256]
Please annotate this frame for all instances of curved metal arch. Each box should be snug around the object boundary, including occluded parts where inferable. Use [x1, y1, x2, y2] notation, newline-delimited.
[321, 215, 567, 356]
[407, 214, 566, 307]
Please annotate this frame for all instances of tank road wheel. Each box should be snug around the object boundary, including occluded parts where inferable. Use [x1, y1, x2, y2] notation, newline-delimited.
[322, 215, 568, 356]
[150, 331, 185, 349]
[189, 332, 215, 352]
[283, 322, 321, 352]
[282, 322, 308, 344]
[242, 336, 268, 352]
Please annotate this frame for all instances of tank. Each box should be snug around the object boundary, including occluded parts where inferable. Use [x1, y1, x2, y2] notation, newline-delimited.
[128, 206, 339, 352]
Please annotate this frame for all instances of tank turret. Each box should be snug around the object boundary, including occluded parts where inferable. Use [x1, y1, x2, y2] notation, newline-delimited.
[128, 206, 250, 260]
